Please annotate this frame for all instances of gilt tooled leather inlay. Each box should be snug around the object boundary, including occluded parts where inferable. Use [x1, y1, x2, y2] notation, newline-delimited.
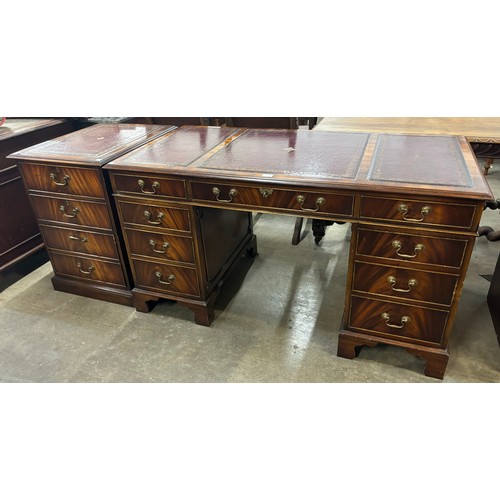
[368, 135, 473, 187]
[10, 124, 169, 165]
[110, 127, 238, 167]
[198, 130, 369, 179]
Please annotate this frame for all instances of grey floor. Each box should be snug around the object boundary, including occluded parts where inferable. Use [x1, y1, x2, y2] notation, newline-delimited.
[1, 168, 500, 383]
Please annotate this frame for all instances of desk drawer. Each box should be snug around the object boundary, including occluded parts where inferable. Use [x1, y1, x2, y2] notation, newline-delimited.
[111, 173, 187, 199]
[352, 261, 458, 306]
[51, 253, 126, 286]
[132, 259, 200, 297]
[31, 194, 112, 229]
[348, 296, 447, 345]
[117, 200, 191, 233]
[191, 181, 354, 217]
[356, 227, 468, 269]
[21, 163, 105, 198]
[40, 224, 119, 259]
[125, 228, 195, 264]
[359, 196, 477, 230]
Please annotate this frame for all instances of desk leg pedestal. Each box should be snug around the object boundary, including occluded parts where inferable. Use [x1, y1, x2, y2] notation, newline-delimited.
[337, 331, 449, 380]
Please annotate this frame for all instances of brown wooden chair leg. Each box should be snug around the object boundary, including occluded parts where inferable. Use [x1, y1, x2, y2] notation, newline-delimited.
[484, 158, 494, 175]
[292, 217, 305, 245]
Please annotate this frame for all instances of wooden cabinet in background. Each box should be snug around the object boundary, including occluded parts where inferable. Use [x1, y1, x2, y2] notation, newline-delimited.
[0, 119, 75, 275]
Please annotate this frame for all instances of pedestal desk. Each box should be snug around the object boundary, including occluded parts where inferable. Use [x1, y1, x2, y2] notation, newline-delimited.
[10, 125, 493, 379]
[8, 123, 175, 306]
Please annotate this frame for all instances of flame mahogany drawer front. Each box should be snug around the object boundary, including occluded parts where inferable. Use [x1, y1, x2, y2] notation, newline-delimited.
[31, 195, 113, 229]
[117, 200, 191, 233]
[348, 296, 448, 345]
[359, 196, 477, 230]
[356, 227, 468, 269]
[132, 259, 200, 297]
[124, 228, 195, 265]
[21, 163, 105, 198]
[190, 181, 354, 217]
[352, 261, 459, 306]
[111, 173, 187, 200]
[40, 224, 120, 259]
[50, 253, 127, 287]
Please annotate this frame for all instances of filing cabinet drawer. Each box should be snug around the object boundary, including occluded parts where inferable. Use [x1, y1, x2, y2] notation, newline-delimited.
[51, 253, 126, 286]
[356, 227, 468, 269]
[132, 259, 200, 297]
[40, 224, 119, 259]
[359, 196, 477, 230]
[31, 195, 113, 229]
[352, 261, 459, 306]
[117, 200, 191, 233]
[111, 173, 187, 199]
[191, 181, 354, 217]
[348, 296, 448, 345]
[125, 228, 195, 264]
[21, 163, 105, 198]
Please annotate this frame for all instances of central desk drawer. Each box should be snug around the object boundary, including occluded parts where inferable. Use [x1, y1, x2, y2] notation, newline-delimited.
[352, 261, 459, 306]
[125, 228, 195, 264]
[40, 224, 119, 259]
[132, 259, 200, 297]
[31, 194, 112, 229]
[51, 253, 126, 286]
[356, 227, 468, 269]
[111, 173, 187, 199]
[359, 196, 477, 230]
[191, 182, 354, 217]
[348, 296, 448, 345]
[21, 163, 105, 198]
[117, 200, 192, 233]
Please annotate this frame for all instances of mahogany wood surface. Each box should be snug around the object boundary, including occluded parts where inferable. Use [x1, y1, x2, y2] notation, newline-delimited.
[104, 125, 491, 379]
[0, 118, 75, 273]
[9, 123, 175, 306]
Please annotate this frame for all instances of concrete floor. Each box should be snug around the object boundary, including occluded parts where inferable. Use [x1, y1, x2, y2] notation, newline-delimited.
[1, 170, 500, 383]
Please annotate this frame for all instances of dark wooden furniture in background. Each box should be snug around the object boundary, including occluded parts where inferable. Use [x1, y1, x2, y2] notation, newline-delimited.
[0, 119, 75, 280]
[8, 123, 174, 306]
[102, 126, 492, 379]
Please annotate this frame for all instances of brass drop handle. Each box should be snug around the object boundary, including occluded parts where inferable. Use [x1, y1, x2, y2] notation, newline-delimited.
[144, 210, 164, 225]
[296, 195, 326, 212]
[155, 271, 175, 285]
[77, 263, 94, 275]
[387, 276, 417, 293]
[69, 235, 87, 243]
[212, 186, 238, 203]
[381, 312, 410, 329]
[149, 239, 169, 254]
[397, 203, 432, 222]
[392, 240, 424, 258]
[138, 179, 160, 194]
[60, 205, 79, 218]
[50, 172, 70, 186]
[259, 188, 273, 199]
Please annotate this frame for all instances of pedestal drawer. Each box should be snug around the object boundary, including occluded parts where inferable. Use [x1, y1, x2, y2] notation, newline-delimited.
[352, 261, 459, 306]
[21, 163, 105, 198]
[191, 181, 354, 217]
[132, 259, 200, 297]
[31, 195, 113, 229]
[117, 200, 191, 233]
[111, 173, 187, 199]
[51, 253, 126, 286]
[348, 296, 448, 345]
[40, 224, 119, 259]
[125, 228, 195, 264]
[359, 196, 476, 230]
[356, 227, 468, 269]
